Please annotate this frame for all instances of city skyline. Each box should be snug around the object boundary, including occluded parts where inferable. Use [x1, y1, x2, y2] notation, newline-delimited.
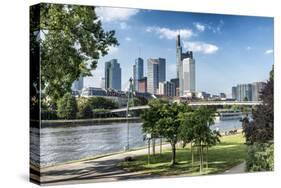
[84, 6, 274, 97]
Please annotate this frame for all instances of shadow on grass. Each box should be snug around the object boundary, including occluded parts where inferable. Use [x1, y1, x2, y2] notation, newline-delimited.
[120, 135, 246, 176]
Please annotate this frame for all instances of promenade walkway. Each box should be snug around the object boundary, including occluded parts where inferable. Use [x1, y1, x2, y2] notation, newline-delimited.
[40, 144, 170, 185]
[39, 145, 246, 185]
[223, 162, 246, 174]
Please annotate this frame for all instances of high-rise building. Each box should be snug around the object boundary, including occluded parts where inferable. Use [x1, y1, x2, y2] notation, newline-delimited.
[236, 84, 253, 101]
[147, 58, 166, 94]
[71, 75, 83, 92]
[182, 57, 196, 93]
[232, 82, 266, 101]
[133, 58, 144, 91]
[158, 81, 175, 97]
[138, 77, 147, 93]
[252, 82, 266, 101]
[176, 34, 195, 96]
[232, 86, 237, 100]
[105, 59, 121, 90]
[170, 78, 179, 96]
[176, 35, 182, 79]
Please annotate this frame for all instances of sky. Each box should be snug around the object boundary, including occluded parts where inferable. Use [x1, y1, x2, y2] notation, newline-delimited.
[84, 6, 274, 97]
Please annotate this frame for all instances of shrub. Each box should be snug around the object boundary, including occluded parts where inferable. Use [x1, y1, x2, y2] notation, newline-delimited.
[77, 101, 93, 119]
[57, 93, 77, 119]
[246, 142, 274, 171]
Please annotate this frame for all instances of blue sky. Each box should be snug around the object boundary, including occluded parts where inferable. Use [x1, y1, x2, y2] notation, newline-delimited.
[84, 6, 274, 97]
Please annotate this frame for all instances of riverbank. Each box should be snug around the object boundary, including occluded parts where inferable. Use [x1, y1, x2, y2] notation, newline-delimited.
[33, 133, 246, 185]
[41, 117, 142, 127]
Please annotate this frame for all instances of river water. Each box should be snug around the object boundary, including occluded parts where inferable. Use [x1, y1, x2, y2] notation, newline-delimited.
[30, 120, 241, 167]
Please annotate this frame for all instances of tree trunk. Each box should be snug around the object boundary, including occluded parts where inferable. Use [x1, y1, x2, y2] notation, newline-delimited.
[152, 138, 156, 155]
[200, 144, 203, 173]
[171, 143, 176, 165]
[160, 137, 162, 155]
[191, 142, 194, 167]
[206, 146, 208, 169]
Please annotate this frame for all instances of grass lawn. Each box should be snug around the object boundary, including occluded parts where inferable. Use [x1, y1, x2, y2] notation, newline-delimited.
[119, 133, 246, 176]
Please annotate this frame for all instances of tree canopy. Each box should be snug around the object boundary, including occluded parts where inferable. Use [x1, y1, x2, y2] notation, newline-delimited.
[32, 4, 119, 102]
[243, 67, 274, 143]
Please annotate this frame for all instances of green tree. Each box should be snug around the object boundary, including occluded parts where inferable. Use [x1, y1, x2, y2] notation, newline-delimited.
[243, 67, 274, 143]
[142, 100, 166, 155]
[88, 97, 119, 109]
[243, 67, 274, 172]
[191, 107, 220, 172]
[156, 103, 188, 165]
[57, 93, 77, 119]
[36, 4, 119, 102]
[179, 111, 196, 166]
[77, 98, 93, 119]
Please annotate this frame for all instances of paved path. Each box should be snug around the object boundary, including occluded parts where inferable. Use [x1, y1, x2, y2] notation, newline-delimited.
[224, 162, 246, 174]
[40, 144, 170, 185]
[39, 145, 246, 185]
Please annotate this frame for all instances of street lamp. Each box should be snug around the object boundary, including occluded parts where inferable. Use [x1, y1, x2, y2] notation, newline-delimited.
[147, 133, 152, 165]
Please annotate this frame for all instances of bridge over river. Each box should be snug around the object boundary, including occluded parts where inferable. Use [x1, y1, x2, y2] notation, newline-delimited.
[109, 101, 262, 115]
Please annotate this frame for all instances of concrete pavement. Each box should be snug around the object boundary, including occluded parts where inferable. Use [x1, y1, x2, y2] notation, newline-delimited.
[39, 144, 170, 185]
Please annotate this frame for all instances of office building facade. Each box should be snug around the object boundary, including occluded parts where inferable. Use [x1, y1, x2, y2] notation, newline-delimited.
[133, 58, 144, 91]
[252, 82, 266, 101]
[232, 82, 265, 101]
[182, 57, 196, 93]
[138, 77, 147, 93]
[158, 81, 175, 97]
[105, 59, 122, 90]
[170, 78, 179, 96]
[147, 58, 166, 94]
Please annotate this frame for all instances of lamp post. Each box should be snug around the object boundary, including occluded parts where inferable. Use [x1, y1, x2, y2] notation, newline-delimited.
[125, 77, 134, 151]
[147, 133, 151, 165]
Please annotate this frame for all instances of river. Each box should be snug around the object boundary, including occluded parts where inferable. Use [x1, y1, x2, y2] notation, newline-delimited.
[30, 119, 242, 167]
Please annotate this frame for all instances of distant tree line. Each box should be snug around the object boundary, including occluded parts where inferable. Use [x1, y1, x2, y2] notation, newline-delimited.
[42, 94, 120, 120]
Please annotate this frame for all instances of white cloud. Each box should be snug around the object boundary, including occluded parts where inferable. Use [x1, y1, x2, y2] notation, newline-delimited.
[205, 20, 224, 33]
[194, 23, 205, 32]
[107, 46, 119, 55]
[95, 7, 139, 22]
[125, 37, 131, 41]
[119, 22, 129, 30]
[146, 26, 193, 40]
[246, 46, 252, 50]
[265, 49, 273, 54]
[183, 41, 219, 54]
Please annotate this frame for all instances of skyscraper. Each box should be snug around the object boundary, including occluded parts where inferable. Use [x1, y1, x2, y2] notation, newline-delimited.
[182, 56, 196, 93]
[176, 35, 182, 79]
[105, 59, 122, 90]
[133, 58, 144, 91]
[232, 86, 237, 100]
[147, 58, 166, 94]
[176, 34, 196, 96]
